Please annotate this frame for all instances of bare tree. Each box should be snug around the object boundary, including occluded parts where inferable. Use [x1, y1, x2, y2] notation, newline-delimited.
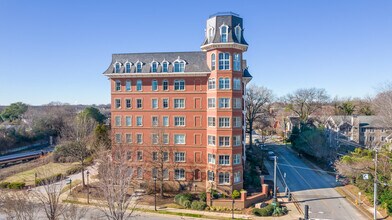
[0, 191, 40, 220]
[246, 84, 274, 148]
[96, 145, 138, 220]
[373, 83, 392, 127]
[284, 88, 330, 122]
[62, 204, 89, 220]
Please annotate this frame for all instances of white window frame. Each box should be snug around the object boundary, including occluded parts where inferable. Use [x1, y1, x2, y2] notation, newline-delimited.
[174, 152, 186, 162]
[174, 116, 185, 126]
[115, 80, 121, 91]
[174, 99, 185, 109]
[220, 24, 228, 43]
[233, 117, 241, 128]
[219, 77, 230, 89]
[152, 80, 158, 91]
[162, 80, 169, 91]
[208, 135, 216, 146]
[233, 78, 241, 90]
[151, 116, 158, 127]
[174, 134, 185, 145]
[162, 98, 169, 108]
[114, 62, 121, 73]
[163, 116, 169, 127]
[115, 116, 121, 127]
[233, 54, 241, 71]
[234, 171, 241, 183]
[208, 154, 216, 164]
[208, 98, 216, 108]
[136, 80, 142, 91]
[173, 60, 185, 72]
[151, 61, 158, 73]
[152, 98, 158, 109]
[162, 61, 169, 72]
[211, 53, 216, 70]
[219, 172, 230, 184]
[136, 116, 143, 126]
[125, 116, 132, 127]
[136, 61, 143, 73]
[219, 136, 230, 147]
[218, 117, 230, 128]
[125, 62, 132, 73]
[218, 52, 230, 70]
[174, 80, 185, 91]
[208, 78, 216, 90]
[136, 99, 142, 109]
[136, 133, 143, 144]
[219, 98, 230, 109]
[233, 154, 241, 165]
[174, 169, 185, 180]
[233, 98, 242, 109]
[208, 117, 216, 127]
[125, 80, 131, 91]
[233, 135, 241, 146]
[115, 99, 121, 109]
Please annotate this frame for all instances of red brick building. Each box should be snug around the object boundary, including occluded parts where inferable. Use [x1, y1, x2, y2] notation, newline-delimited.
[103, 12, 252, 193]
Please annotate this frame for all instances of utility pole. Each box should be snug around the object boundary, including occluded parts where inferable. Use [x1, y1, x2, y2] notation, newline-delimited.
[374, 149, 378, 220]
[273, 156, 277, 202]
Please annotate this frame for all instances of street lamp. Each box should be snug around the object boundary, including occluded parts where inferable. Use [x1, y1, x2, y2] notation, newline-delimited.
[153, 177, 157, 211]
[86, 170, 90, 204]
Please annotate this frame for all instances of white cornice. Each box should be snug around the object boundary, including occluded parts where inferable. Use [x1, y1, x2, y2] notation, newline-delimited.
[104, 72, 210, 78]
[200, 43, 248, 52]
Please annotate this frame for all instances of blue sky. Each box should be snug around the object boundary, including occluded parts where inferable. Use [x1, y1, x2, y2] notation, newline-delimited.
[0, 0, 391, 105]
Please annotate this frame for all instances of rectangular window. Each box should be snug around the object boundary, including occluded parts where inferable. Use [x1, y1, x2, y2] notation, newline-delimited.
[174, 117, 185, 126]
[152, 116, 158, 126]
[115, 99, 121, 109]
[126, 151, 132, 160]
[152, 134, 158, 144]
[163, 134, 169, 144]
[218, 53, 230, 70]
[163, 152, 169, 162]
[219, 172, 230, 184]
[152, 152, 158, 161]
[208, 78, 216, 90]
[125, 116, 132, 126]
[219, 98, 230, 108]
[152, 99, 158, 109]
[125, 80, 131, 91]
[233, 98, 242, 109]
[234, 54, 241, 71]
[137, 134, 143, 144]
[136, 80, 142, 91]
[174, 152, 185, 162]
[152, 80, 158, 91]
[126, 99, 132, 108]
[136, 116, 143, 126]
[137, 167, 143, 179]
[219, 136, 230, 147]
[233, 135, 241, 146]
[162, 98, 169, 108]
[174, 134, 185, 144]
[234, 171, 241, 183]
[152, 168, 158, 178]
[163, 80, 168, 90]
[233, 117, 241, 128]
[163, 116, 169, 127]
[233, 78, 241, 90]
[152, 63, 157, 73]
[125, 133, 132, 143]
[174, 99, 185, 108]
[233, 154, 241, 165]
[218, 117, 230, 128]
[162, 63, 168, 72]
[163, 169, 169, 180]
[208, 171, 215, 181]
[219, 155, 230, 165]
[115, 133, 121, 143]
[208, 154, 216, 164]
[208, 135, 216, 146]
[208, 117, 216, 127]
[174, 169, 185, 180]
[136, 99, 142, 108]
[174, 80, 185, 91]
[115, 116, 121, 127]
[219, 78, 230, 89]
[137, 151, 143, 161]
[208, 98, 216, 108]
[115, 80, 121, 91]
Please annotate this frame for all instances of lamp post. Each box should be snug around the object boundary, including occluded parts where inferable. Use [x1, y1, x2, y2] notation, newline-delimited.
[86, 170, 90, 204]
[153, 177, 157, 211]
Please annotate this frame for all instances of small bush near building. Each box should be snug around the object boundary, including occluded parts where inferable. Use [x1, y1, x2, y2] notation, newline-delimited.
[7, 182, 26, 189]
[253, 203, 288, 217]
[199, 192, 207, 202]
[0, 182, 10, 189]
[174, 193, 193, 208]
[232, 190, 240, 199]
[191, 201, 207, 210]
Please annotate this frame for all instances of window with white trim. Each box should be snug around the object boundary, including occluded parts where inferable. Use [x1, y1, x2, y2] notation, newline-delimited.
[234, 171, 241, 183]
[125, 116, 132, 126]
[136, 134, 143, 144]
[208, 98, 216, 108]
[233, 78, 241, 90]
[137, 167, 143, 179]
[115, 63, 121, 73]
[115, 133, 121, 143]
[174, 169, 185, 180]
[233, 136, 241, 146]
[174, 80, 185, 90]
[125, 133, 132, 143]
[152, 168, 158, 178]
[208, 154, 216, 164]
[162, 62, 168, 72]
[125, 63, 131, 73]
[151, 62, 158, 73]
[219, 117, 230, 128]
[126, 80, 131, 91]
[233, 54, 241, 71]
[219, 136, 230, 147]
[115, 99, 121, 109]
[208, 27, 214, 43]
[220, 25, 228, 43]
[218, 53, 230, 70]
[174, 152, 185, 162]
[208, 135, 216, 146]
[162, 98, 169, 108]
[208, 171, 215, 181]
[211, 53, 216, 70]
[233, 117, 242, 128]
[152, 80, 158, 91]
[208, 78, 216, 90]
[173, 61, 185, 72]
[174, 99, 185, 108]
[233, 154, 241, 165]
[174, 134, 185, 144]
[152, 116, 158, 126]
[152, 99, 158, 109]
[219, 172, 230, 184]
[174, 117, 185, 126]
[136, 116, 143, 126]
[163, 168, 169, 180]
[163, 116, 169, 127]
[163, 152, 169, 162]
[219, 98, 230, 108]
[219, 155, 230, 165]
[136, 99, 142, 108]
[235, 25, 242, 43]
[208, 117, 216, 127]
[115, 80, 121, 91]
[136, 80, 142, 91]
[136, 62, 142, 73]
[152, 134, 158, 144]
[163, 134, 169, 144]
[219, 77, 230, 89]
[163, 80, 168, 91]
[115, 116, 121, 127]
[233, 98, 242, 109]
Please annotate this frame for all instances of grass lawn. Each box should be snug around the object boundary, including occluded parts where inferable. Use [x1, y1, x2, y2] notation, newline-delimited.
[2, 162, 78, 186]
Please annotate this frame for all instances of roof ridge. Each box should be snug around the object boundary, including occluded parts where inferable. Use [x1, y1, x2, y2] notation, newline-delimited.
[113, 51, 204, 55]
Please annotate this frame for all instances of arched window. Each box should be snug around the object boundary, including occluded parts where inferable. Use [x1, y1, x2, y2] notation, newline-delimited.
[125, 62, 131, 73]
[151, 61, 158, 73]
[114, 62, 121, 73]
[194, 169, 201, 181]
[162, 61, 169, 72]
[235, 25, 242, 43]
[233, 53, 241, 71]
[220, 25, 228, 43]
[218, 53, 230, 70]
[211, 53, 216, 70]
[208, 27, 215, 43]
[136, 62, 143, 73]
[173, 60, 185, 72]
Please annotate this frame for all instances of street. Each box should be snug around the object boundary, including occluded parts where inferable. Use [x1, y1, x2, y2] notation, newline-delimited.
[270, 144, 367, 220]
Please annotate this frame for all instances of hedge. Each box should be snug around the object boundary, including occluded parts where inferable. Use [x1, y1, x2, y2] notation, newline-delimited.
[174, 193, 193, 208]
[0, 181, 25, 189]
[191, 201, 207, 210]
[0, 182, 10, 189]
[253, 204, 274, 216]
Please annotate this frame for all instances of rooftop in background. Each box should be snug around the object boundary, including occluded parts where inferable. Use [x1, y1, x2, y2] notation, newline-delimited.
[209, 12, 240, 18]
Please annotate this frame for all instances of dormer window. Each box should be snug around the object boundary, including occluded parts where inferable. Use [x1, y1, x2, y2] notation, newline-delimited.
[173, 59, 185, 72]
[125, 62, 131, 73]
[162, 61, 169, 72]
[208, 27, 215, 43]
[136, 62, 143, 73]
[114, 62, 121, 73]
[234, 25, 242, 43]
[151, 61, 158, 73]
[211, 53, 216, 70]
[220, 25, 228, 43]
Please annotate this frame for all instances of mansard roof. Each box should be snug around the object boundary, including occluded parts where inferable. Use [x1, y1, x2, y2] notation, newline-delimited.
[103, 51, 210, 74]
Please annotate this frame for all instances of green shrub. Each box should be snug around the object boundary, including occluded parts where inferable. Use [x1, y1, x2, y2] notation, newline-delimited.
[84, 156, 94, 165]
[199, 192, 206, 202]
[0, 182, 10, 189]
[273, 206, 288, 216]
[174, 193, 193, 208]
[8, 182, 26, 189]
[65, 165, 83, 176]
[191, 201, 207, 210]
[183, 200, 191, 208]
[252, 204, 274, 216]
[211, 190, 219, 199]
[232, 190, 240, 199]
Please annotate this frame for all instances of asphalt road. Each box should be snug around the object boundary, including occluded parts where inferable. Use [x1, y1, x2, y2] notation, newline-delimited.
[271, 144, 367, 220]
